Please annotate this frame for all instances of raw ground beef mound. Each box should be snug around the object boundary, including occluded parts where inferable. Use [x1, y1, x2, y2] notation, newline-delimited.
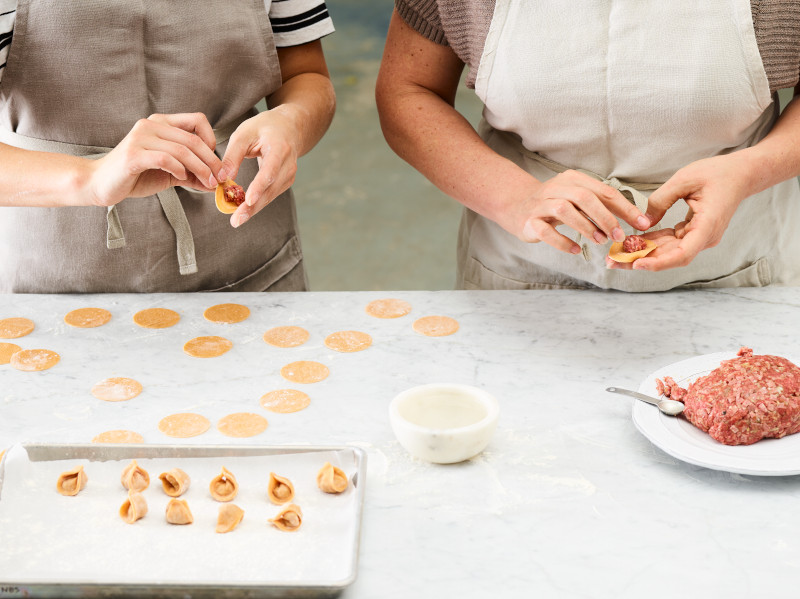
[656, 347, 800, 446]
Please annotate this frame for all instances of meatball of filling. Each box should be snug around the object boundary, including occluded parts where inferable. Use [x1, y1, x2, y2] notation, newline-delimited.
[224, 183, 245, 206]
[622, 235, 647, 253]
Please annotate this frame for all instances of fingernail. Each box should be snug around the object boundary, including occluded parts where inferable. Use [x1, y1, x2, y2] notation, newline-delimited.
[232, 213, 250, 228]
[570, 245, 582, 255]
[217, 168, 228, 182]
[522, 221, 536, 241]
[636, 216, 650, 229]
[612, 227, 625, 242]
[208, 174, 218, 188]
[593, 231, 607, 244]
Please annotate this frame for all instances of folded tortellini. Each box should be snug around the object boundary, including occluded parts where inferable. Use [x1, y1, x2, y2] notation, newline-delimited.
[209, 466, 238, 502]
[267, 472, 295, 505]
[119, 490, 148, 523]
[56, 465, 88, 496]
[216, 503, 245, 534]
[159, 468, 191, 497]
[165, 498, 193, 525]
[316, 462, 347, 494]
[121, 459, 150, 491]
[269, 504, 303, 532]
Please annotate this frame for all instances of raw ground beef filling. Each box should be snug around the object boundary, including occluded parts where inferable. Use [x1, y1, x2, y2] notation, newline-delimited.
[657, 347, 800, 446]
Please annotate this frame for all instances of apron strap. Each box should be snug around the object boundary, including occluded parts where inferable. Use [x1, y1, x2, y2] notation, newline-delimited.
[495, 129, 663, 259]
[0, 113, 251, 276]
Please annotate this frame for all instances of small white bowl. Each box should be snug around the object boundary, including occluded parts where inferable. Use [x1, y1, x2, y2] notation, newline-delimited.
[389, 383, 499, 464]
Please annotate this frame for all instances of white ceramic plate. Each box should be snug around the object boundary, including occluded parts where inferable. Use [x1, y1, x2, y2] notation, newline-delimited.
[632, 351, 800, 476]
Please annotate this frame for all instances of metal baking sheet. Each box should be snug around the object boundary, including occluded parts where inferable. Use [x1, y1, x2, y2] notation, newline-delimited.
[0, 443, 366, 598]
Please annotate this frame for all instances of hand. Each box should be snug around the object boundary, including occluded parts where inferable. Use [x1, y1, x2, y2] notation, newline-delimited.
[612, 154, 752, 271]
[87, 113, 222, 207]
[217, 108, 301, 228]
[513, 170, 651, 254]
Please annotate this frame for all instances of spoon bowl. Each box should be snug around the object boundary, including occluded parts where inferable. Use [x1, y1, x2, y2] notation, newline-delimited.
[606, 386, 685, 416]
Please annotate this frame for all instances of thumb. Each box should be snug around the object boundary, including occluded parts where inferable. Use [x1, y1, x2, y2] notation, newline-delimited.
[646, 175, 693, 227]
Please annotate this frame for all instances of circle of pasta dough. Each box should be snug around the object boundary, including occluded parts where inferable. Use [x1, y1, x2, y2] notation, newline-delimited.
[64, 307, 112, 328]
[133, 308, 180, 329]
[324, 330, 372, 353]
[0, 343, 22, 365]
[260, 389, 311, 413]
[10, 349, 60, 371]
[413, 315, 460, 337]
[280, 361, 330, 384]
[263, 326, 310, 348]
[183, 336, 233, 358]
[91, 377, 143, 402]
[203, 303, 250, 324]
[217, 412, 269, 438]
[365, 298, 412, 319]
[0, 317, 35, 339]
[158, 413, 211, 438]
[92, 430, 144, 444]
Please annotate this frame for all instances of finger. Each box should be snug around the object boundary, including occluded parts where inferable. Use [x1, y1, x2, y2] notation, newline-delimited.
[142, 137, 219, 190]
[218, 128, 253, 184]
[632, 230, 705, 272]
[523, 219, 582, 255]
[148, 113, 217, 152]
[549, 187, 622, 243]
[567, 173, 650, 231]
[646, 176, 695, 226]
[245, 152, 296, 208]
[128, 150, 188, 183]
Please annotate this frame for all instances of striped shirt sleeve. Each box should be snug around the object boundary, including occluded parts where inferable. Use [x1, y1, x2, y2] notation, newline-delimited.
[268, 0, 334, 47]
[0, 0, 16, 83]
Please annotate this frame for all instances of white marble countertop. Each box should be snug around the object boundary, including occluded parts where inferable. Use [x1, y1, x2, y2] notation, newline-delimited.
[2, 288, 800, 598]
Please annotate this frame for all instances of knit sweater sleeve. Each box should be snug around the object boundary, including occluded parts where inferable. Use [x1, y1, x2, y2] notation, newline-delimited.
[394, 0, 448, 46]
[751, 0, 800, 92]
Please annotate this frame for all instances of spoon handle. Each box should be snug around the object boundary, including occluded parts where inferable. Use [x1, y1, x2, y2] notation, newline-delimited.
[605, 386, 660, 407]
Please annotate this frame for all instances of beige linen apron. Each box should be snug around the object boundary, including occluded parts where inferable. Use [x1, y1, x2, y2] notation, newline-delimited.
[459, 0, 800, 291]
[0, 0, 307, 293]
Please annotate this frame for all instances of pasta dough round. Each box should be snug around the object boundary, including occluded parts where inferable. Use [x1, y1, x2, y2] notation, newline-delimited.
[324, 330, 372, 353]
[0, 317, 34, 339]
[64, 307, 112, 328]
[10, 349, 60, 371]
[92, 430, 144, 444]
[183, 336, 233, 358]
[280, 361, 329, 384]
[263, 326, 310, 348]
[158, 413, 211, 438]
[203, 303, 250, 324]
[365, 298, 412, 319]
[0, 343, 22, 365]
[260, 389, 311, 413]
[91, 377, 143, 402]
[217, 412, 268, 438]
[413, 315, 460, 337]
[133, 308, 180, 329]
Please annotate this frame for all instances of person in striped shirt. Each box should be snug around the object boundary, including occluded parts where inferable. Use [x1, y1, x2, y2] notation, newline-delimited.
[0, 1, 336, 293]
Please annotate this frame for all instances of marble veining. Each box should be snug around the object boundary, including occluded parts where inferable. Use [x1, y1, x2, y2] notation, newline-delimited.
[1, 288, 800, 598]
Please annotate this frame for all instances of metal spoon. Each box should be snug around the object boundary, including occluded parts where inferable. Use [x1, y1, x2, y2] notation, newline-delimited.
[605, 386, 685, 416]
